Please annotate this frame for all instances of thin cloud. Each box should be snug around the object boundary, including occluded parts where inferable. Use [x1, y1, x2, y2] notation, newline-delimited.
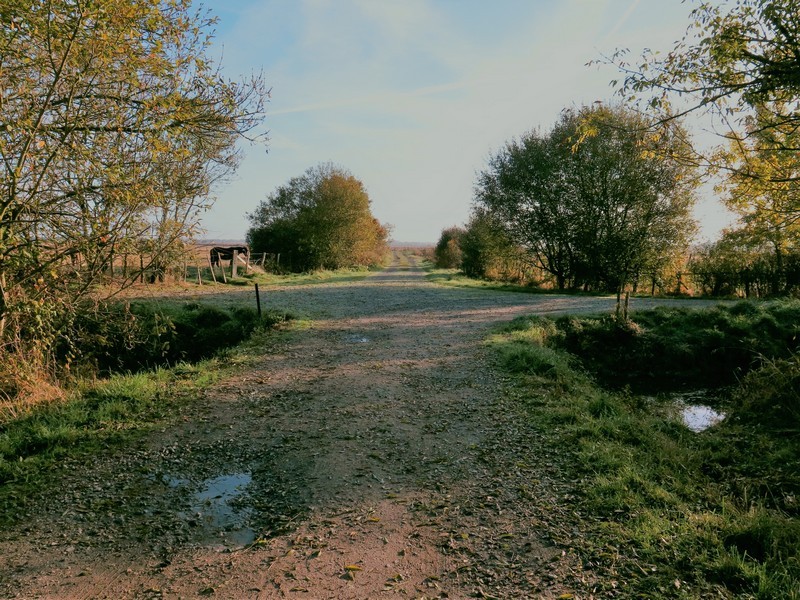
[268, 79, 471, 116]
[603, 0, 641, 42]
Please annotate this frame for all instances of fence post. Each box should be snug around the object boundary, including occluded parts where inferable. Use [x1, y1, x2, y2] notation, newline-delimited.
[207, 255, 217, 283]
[232, 250, 238, 278]
[255, 283, 262, 318]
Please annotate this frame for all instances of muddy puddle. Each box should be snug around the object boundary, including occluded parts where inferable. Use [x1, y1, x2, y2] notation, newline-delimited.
[171, 472, 257, 547]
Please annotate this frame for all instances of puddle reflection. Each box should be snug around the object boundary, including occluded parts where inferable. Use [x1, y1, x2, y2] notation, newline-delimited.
[171, 472, 256, 547]
[671, 390, 726, 432]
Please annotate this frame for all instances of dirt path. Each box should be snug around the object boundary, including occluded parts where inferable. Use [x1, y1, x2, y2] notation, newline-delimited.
[0, 254, 718, 599]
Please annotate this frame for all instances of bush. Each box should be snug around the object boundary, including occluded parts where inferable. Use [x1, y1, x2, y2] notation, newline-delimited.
[56, 301, 292, 377]
[553, 301, 800, 391]
[734, 353, 800, 427]
[434, 227, 465, 268]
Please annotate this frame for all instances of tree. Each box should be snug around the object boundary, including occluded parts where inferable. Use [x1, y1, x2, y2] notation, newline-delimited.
[689, 231, 775, 297]
[0, 0, 268, 341]
[718, 108, 800, 294]
[460, 209, 531, 282]
[564, 107, 698, 297]
[434, 227, 465, 269]
[475, 127, 575, 289]
[609, 0, 800, 184]
[247, 164, 389, 271]
[609, 0, 800, 298]
[475, 105, 698, 301]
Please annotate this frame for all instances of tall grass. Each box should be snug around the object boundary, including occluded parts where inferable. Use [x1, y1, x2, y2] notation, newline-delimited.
[490, 301, 800, 597]
[554, 300, 800, 390]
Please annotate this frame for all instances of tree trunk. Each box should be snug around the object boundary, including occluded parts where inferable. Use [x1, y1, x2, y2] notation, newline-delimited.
[0, 272, 7, 340]
[774, 244, 784, 295]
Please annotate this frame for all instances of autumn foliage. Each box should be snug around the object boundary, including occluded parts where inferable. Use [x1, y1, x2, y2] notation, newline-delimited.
[247, 164, 389, 272]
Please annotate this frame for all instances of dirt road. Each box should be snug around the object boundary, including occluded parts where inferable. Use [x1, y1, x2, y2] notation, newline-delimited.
[0, 254, 715, 599]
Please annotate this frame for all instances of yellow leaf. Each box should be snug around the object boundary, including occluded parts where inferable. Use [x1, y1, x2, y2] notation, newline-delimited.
[344, 565, 363, 571]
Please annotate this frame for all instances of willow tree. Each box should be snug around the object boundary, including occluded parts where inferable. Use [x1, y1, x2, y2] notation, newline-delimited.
[0, 0, 268, 341]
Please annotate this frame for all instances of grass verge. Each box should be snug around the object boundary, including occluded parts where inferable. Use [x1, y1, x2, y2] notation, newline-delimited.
[0, 301, 302, 526]
[425, 267, 631, 296]
[490, 303, 800, 598]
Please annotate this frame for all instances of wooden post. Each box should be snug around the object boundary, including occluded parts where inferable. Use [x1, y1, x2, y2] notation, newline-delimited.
[196, 261, 202, 285]
[139, 255, 144, 283]
[261, 253, 266, 267]
[623, 291, 630, 321]
[207, 256, 217, 283]
[255, 283, 262, 318]
[231, 250, 238, 278]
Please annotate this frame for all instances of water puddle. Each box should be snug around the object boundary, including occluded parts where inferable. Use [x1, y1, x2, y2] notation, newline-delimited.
[670, 390, 727, 432]
[344, 334, 370, 344]
[171, 472, 256, 547]
[680, 404, 726, 432]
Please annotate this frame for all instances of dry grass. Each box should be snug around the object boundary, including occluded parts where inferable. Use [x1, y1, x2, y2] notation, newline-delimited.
[0, 356, 64, 422]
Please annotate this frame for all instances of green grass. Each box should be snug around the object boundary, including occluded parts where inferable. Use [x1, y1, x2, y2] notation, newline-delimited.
[553, 300, 800, 391]
[0, 296, 304, 525]
[490, 302, 800, 597]
[190, 265, 375, 288]
[425, 268, 554, 293]
[0, 364, 203, 519]
[60, 299, 297, 376]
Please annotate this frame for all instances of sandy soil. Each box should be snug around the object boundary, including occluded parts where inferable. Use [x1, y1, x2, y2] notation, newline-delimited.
[0, 253, 720, 599]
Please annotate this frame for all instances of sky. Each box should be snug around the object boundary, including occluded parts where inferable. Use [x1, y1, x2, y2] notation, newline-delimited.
[194, 0, 737, 243]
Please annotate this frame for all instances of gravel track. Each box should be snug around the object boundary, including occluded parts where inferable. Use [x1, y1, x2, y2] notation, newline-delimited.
[0, 253, 723, 599]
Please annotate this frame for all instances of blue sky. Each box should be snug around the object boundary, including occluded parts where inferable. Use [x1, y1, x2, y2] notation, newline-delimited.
[195, 0, 735, 243]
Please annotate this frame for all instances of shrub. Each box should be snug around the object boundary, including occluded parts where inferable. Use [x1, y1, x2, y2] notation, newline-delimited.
[734, 352, 800, 427]
[553, 301, 800, 391]
[434, 227, 465, 268]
